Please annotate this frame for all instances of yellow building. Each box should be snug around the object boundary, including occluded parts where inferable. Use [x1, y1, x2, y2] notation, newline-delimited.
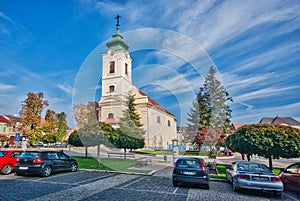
[99, 18, 177, 149]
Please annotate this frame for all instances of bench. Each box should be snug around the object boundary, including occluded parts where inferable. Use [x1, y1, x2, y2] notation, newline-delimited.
[107, 152, 135, 159]
[135, 157, 151, 167]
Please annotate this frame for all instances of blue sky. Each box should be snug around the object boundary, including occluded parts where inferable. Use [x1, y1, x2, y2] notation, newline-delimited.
[0, 0, 299, 128]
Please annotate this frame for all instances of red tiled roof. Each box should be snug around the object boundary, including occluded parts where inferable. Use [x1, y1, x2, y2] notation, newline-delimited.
[259, 117, 300, 126]
[0, 116, 10, 123]
[232, 124, 246, 130]
[138, 90, 175, 117]
[104, 118, 118, 124]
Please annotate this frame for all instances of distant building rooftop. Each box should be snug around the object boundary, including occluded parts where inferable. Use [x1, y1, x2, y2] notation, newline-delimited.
[259, 117, 300, 127]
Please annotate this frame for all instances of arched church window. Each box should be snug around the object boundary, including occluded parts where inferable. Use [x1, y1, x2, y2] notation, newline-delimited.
[109, 61, 115, 73]
[157, 116, 161, 123]
[125, 63, 128, 75]
[109, 85, 115, 92]
[108, 113, 114, 118]
[168, 120, 171, 127]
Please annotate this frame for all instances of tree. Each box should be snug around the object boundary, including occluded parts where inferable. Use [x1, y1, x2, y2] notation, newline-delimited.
[186, 66, 232, 153]
[73, 102, 99, 129]
[116, 93, 145, 158]
[68, 130, 83, 147]
[56, 112, 68, 142]
[226, 124, 300, 169]
[72, 102, 105, 166]
[203, 66, 232, 151]
[42, 109, 58, 144]
[19, 92, 49, 143]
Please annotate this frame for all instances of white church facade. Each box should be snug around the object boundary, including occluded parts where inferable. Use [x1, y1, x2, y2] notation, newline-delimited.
[98, 17, 177, 149]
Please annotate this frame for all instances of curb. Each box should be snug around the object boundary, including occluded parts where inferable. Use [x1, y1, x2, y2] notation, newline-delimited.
[79, 168, 155, 176]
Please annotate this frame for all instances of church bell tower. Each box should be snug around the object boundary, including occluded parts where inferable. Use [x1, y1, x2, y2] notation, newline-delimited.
[99, 15, 135, 126]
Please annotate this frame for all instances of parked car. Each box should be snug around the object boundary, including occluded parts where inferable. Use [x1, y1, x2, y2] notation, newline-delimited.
[31, 142, 44, 147]
[279, 162, 300, 193]
[0, 150, 23, 174]
[172, 157, 209, 189]
[226, 161, 283, 196]
[14, 150, 77, 177]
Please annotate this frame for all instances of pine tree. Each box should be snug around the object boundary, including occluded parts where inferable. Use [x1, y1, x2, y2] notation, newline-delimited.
[186, 66, 232, 153]
[202, 66, 232, 151]
[117, 93, 145, 157]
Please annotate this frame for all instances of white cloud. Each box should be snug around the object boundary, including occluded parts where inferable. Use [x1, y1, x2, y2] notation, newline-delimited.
[235, 85, 300, 102]
[0, 83, 17, 91]
[57, 84, 74, 95]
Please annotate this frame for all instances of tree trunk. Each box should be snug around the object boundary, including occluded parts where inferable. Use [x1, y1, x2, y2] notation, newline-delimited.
[268, 156, 273, 170]
[85, 146, 88, 158]
[124, 148, 127, 159]
[97, 144, 100, 167]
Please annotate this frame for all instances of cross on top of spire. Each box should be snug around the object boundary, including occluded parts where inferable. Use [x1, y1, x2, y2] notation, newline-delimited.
[116, 14, 121, 25]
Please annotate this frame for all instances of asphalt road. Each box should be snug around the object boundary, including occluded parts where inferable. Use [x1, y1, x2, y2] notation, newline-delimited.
[1, 170, 299, 201]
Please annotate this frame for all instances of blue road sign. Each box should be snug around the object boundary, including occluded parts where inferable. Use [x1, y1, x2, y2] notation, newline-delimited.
[15, 133, 20, 142]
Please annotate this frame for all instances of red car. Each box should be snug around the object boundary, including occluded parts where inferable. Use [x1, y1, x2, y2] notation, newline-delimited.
[0, 150, 23, 174]
[279, 162, 300, 193]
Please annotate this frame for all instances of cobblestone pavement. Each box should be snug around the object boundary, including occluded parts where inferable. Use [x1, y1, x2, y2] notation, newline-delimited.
[1, 171, 299, 201]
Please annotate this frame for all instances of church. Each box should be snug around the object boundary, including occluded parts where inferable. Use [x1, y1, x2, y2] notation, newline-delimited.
[98, 17, 177, 149]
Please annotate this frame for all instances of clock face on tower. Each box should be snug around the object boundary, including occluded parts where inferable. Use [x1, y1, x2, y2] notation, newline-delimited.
[110, 51, 114, 56]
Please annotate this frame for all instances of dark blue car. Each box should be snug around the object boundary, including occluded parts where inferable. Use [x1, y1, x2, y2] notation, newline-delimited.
[14, 150, 77, 177]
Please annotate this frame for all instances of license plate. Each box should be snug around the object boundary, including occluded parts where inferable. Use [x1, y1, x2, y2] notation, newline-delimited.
[182, 171, 196, 175]
[253, 176, 268, 181]
[19, 167, 28, 170]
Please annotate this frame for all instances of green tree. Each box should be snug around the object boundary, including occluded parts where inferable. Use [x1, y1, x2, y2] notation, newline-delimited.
[72, 102, 105, 166]
[203, 66, 232, 151]
[42, 109, 58, 144]
[226, 124, 300, 169]
[56, 112, 68, 142]
[117, 93, 145, 158]
[68, 130, 83, 147]
[186, 66, 232, 153]
[19, 92, 49, 144]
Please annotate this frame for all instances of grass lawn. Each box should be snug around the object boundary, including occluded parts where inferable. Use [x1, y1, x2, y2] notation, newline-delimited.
[72, 156, 151, 174]
[134, 150, 173, 155]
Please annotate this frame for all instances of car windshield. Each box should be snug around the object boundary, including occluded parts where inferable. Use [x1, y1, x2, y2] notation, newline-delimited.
[0, 151, 7, 157]
[20, 152, 41, 158]
[237, 163, 272, 173]
[177, 159, 201, 168]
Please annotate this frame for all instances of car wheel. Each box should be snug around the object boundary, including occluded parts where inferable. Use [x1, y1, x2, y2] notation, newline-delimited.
[233, 183, 240, 192]
[70, 163, 78, 172]
[204, 184, 210, 190]
[173, 181, 178, 187]
[15, 172, 24, 176]
[1, 164, 12, 175]
[41, 166, 52, 177]
[274, 192, 282, 197]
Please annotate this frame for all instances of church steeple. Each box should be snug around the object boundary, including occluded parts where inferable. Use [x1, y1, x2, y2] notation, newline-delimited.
[106, 15, 129, 51]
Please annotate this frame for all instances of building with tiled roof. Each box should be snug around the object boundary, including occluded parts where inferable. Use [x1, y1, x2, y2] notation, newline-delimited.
[98, 19, 177, 149]
[259, 117, 300, 129]
[0, 115, 10, 138]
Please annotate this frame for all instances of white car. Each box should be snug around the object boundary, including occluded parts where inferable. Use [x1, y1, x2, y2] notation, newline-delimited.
[226, 161, 283, 196]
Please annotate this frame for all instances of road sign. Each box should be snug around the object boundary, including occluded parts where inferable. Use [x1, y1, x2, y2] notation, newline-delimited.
[15, 133, 20, 142]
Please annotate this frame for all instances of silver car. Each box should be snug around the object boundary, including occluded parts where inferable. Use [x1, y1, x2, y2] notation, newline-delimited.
[226, 161, 283, 196]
